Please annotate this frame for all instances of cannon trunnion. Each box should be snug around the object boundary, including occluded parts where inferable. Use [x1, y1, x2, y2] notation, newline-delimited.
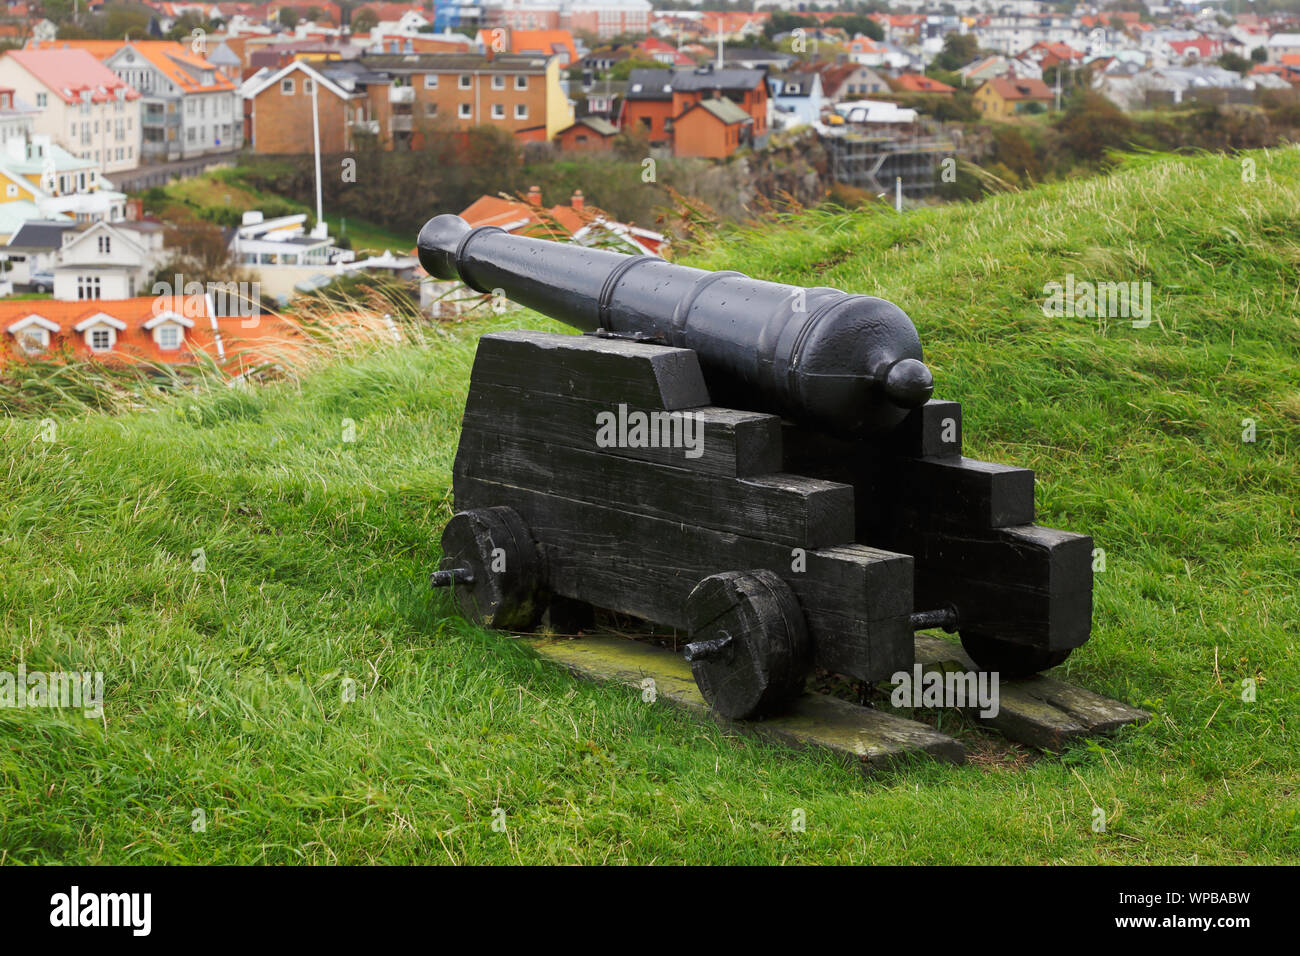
[435, 330, 1093, 720]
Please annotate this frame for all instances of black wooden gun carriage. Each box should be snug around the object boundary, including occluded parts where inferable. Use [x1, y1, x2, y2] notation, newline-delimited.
[419, 214, 1093, 720]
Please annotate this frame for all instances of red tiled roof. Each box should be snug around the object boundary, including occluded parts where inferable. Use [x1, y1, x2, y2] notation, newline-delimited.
[894, 73, 955, 93]
[5, 48, 140, 104]
[458, 192, 665, 255]
[0, 298, 306, 371]
[983, 76, 1053, 101]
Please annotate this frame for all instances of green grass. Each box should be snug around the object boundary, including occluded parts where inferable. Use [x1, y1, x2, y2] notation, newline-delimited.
[4, 149, 1298, 863]
[142, 170, 412, 256]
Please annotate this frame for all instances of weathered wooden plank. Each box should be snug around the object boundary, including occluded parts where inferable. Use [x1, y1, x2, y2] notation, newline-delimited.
[877, 398, 963, 459]
[910, 525, 1093, 651]
[472, 331, 710, 410]
[463, 383, 784, 477]
[456, 474, 914, 682]
[530, 635, 965, 772]
[782, 429, 1034, 531]
[453, 426, 855, 549]
[911, 634, 1149, 751]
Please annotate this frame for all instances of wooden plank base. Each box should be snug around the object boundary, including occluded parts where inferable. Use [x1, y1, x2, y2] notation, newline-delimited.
[529, 635, 966, 773]
[911, 634, 1150, 751]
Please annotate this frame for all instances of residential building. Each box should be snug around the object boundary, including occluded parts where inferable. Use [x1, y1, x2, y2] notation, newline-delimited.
[243, 59, 378, 154]
[52, 219, 166, 301]
[3, 220, 73, 284]
[566, 0, 651, 40]
[972, 76, 1054, 118]
[554, 116, 616, 151]
[0, 85, 36, 152]
[359, 52, 574, 143]
[622, 65, 768, 149]
[0, 48, 142, 176]
[672, 97, 750, 159]
[769, 70, 824, 127]
[27, 41, 243, 162]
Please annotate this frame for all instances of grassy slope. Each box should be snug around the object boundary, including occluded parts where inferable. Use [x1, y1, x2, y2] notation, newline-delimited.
[146, 172, 411, 256]
[3, 150, 1298, 864]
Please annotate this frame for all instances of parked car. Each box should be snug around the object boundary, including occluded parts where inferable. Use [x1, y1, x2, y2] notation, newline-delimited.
[28, 271, 53, 293]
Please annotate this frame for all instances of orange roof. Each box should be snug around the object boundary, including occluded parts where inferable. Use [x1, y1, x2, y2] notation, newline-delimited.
[0, 298, 305, 371]
[894, 74, 955, 94]
[983, 76, 1053, 101]
[477, 28, 577, 66]
[458, 192, 665, 255]
[28, 40, 234, 93]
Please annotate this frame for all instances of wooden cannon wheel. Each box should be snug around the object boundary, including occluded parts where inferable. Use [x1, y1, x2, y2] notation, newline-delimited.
[684, 570, 811, 720]
[434, 507, 543, 631]
[959, 630, 1071, 678]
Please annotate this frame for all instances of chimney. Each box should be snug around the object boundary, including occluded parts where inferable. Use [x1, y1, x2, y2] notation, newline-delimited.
[527, 185, 541, 205]
[570, 189, 584, 211]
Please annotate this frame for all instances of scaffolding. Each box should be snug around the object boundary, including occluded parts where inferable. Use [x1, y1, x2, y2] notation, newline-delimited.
[822, 130, 958, 199]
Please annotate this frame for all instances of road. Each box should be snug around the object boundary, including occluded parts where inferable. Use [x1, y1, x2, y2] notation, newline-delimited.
[105, 150, 243, 193]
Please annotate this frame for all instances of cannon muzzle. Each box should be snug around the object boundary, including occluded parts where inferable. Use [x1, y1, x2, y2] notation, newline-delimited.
[419, 213, 933, 436]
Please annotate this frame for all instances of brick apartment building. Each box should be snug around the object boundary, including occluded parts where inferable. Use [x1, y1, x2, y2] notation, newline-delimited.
[245, 53, 574, 152]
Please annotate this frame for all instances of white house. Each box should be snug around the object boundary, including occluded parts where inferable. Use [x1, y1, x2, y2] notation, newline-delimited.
[53, 220, 166, 301]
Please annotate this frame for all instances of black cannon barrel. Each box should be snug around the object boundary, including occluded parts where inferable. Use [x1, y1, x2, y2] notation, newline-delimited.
[418, 214, 933, 436]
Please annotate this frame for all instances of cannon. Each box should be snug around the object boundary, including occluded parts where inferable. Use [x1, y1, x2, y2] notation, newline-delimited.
[420, 215, 1093, 720]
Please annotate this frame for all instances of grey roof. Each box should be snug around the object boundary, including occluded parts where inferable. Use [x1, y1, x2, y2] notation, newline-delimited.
[573, 116, 617, 135]
[689, 98, 752, 125]
[625, 66, 765, 100]
[7, 220, 72, 250]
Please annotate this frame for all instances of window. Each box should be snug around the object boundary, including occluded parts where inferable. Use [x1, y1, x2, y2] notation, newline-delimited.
[424, 103, 438, 117]
[157, 325, 181, 350]
[78, 277, 102, 301]
[515, 75, 528, 90]
[458, 74, 471, 90]
[303, 79, 313, 95]
[281, 78, 295, 95]
[514, 104, 528, 120]
[17, 329, 48, 354]
[458, 103, 471, 119]
[4, 184, 15, 198]
[97, 236, 111, 254]
[491, 75, 505, 90]
[491, 103, 504, 119]
[89, 327, 111, 350]
[424, 74, 438, 89]
[36, 93, 47, 107]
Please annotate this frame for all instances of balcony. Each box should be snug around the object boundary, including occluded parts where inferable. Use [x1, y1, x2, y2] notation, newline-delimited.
[389, 115, 413, 133]
[389, 86, 415, 105]
[351, 119, 380, 136]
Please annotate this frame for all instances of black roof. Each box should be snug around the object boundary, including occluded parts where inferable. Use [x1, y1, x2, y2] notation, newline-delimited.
[7, 220, 72, 250]
[625, 67, 767, 100]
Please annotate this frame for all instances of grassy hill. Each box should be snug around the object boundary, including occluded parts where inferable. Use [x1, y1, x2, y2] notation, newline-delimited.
[3, 149, 1297, 864]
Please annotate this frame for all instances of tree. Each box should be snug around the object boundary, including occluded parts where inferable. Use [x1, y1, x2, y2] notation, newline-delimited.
[933, 33, 979, 72]
[351, 8, 378, 33]
[1218, 52, 1252, 75]
[1251, 47, 1268, 64]
[279, 7, 300, 29]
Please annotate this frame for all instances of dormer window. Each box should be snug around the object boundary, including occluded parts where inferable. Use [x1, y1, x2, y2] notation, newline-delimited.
[143, 311, 194, 351]
[73, 313, 127, 352]
[6, 315, 59, 354]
